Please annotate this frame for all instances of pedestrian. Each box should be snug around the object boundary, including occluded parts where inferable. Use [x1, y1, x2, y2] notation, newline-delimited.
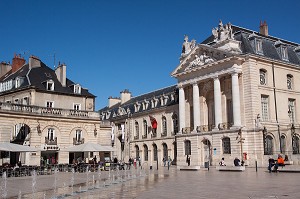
[168, 156, 172, 167]
[93, 156, 97, 165]
[219, 157, 226, 166]
[133, 158, 137, 168]
[163, 157, 166, 167]
[187, 155, 191, 166]
[138, 157, 141, 167]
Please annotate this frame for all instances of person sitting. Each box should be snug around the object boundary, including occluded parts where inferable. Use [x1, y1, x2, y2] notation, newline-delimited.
[273, 154, 285, 172]
[234, 157, 240, 166]
[219, 157, 226, 166]
[268, 157, 275, 172]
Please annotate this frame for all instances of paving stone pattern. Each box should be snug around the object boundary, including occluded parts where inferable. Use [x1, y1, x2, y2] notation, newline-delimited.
[2, 167, 300, 199]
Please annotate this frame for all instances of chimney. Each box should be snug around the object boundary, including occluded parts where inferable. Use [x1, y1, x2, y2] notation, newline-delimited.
[29, 55, 41, 69]
[108, 96, 121, 108]
[55, 63, 67, 87]
[259, 21, 268, 36]
[120, 89, 131, 104]
[0, 61, 12, 78]
[12, 54, 26, 73]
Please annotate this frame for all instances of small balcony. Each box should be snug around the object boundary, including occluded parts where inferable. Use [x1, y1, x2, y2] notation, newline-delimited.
[73, 138, 85, 145]
[196, 124, 215, 132]
[45, 137, 57, 145]
[142, 134, 147, 139]
[134, 135, 139, 140]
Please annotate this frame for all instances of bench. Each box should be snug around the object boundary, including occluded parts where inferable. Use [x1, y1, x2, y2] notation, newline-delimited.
[216, 166, 245, 171]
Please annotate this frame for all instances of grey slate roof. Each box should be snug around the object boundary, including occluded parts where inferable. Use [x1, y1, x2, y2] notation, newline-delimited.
[0, 61, 95, 97]
[203, 25, 300, 65]
[99, 85, 178, 121]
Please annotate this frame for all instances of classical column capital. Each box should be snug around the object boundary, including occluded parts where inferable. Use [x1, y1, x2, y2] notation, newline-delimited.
[212, 74, 219, 80]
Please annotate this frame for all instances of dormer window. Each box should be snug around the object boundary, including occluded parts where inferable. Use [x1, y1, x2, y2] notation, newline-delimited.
[74, 84, 81, 94]
[256, 39, 263, 54]
[47, 80, 54, 91]
[282, 46, 288, 61]
[274, 40, 288, 61]
[15, 77, 22, 88]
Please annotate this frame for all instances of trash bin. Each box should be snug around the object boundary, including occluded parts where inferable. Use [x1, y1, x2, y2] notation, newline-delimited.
[204, 161, 209, 168]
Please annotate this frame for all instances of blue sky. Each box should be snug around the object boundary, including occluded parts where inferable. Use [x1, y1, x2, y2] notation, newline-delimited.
[1, 0, 300, 110]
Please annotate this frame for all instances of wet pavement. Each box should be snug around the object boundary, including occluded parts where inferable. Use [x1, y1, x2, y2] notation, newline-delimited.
[1, 166, 300, 199]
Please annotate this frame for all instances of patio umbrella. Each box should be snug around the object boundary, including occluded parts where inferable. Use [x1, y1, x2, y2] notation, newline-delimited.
[0, 142, 37, 152]
[64, 142, 115, 152]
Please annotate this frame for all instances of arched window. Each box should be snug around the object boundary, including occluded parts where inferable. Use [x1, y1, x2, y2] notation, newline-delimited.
[75, 129, 82, 142]
[222, 137, 231, 154]
[162, 116, 167, 135]
[143, 120, 148, 135]
[144, 145, 148, 161]
[135, 145, 140, 159]
[48, 128, 55, 141]
[280, 135, 286, 153]
[259, 69, 267, 85]
[264, 135, 273, 155]
[153, 144, 158, 161]
[172, 114, 178, 134]
[184, 140, 191, 155]
[292, 135, 300, 154]
[135, 121, 139, 137]
[287, 74, 293, 90]
[162, 143, 168, 159]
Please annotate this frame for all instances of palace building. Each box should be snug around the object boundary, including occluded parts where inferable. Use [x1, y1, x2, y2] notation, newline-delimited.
[0, 55, 111, 166]
[100, 21, 300, 168]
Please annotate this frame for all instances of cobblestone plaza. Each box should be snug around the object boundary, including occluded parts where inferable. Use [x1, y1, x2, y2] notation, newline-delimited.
[2, 166, 300, 199]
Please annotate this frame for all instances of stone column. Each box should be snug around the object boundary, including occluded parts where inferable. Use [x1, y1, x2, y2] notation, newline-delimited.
[178, 85, 185, 134]
[231, 71, 241, 127]
[213, 76, 222, 129]
[193, 82, 200, 132]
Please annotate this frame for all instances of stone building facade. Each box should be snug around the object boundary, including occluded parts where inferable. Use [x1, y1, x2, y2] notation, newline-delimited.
[100, 21, 300, 168]
[0, 55, 111, 166]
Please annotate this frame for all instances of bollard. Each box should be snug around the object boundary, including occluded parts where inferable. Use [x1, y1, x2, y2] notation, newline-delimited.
[168, 162, 170, 170]
[255, 160, 258, 172]
[157, 160, 158, 170]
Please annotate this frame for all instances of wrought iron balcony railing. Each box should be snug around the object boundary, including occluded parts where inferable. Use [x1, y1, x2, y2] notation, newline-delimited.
[45, 137, 57, 145]
[73, 138, 85, 145]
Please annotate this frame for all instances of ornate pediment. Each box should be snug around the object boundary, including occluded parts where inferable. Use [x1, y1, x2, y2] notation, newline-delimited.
[185, 52, 215, 71]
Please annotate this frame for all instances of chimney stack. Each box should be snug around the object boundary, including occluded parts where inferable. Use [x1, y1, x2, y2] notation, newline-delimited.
[0, 61, 12, 78]
[55, 63, 67, 87]
[12, 54, 26, 73]
[120, 89, 131, 104]
[29, 55, 41, 69]
[259, 21, 268, 36]
[108, 96, 121, 108]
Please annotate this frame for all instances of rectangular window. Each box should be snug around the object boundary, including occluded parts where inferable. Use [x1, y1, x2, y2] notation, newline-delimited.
[74, 104, 81, 110]
[14, 98, 19, 104]
[288, 99, 296, 123]
[261, 95, 269, 121]
[76, 130, 82, 141]
[46, 101, 54, 108]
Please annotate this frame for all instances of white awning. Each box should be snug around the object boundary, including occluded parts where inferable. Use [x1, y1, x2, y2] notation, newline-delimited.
[0, 143, 37, 152]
